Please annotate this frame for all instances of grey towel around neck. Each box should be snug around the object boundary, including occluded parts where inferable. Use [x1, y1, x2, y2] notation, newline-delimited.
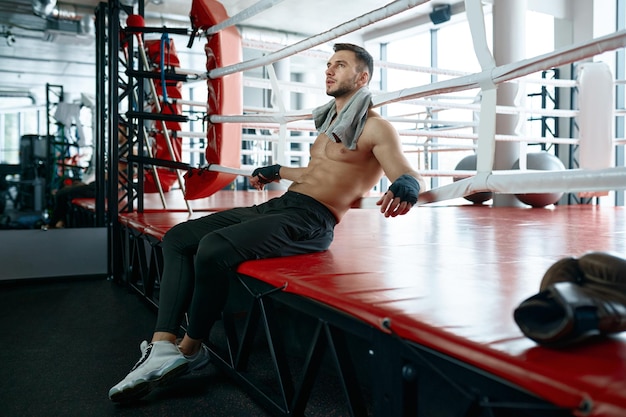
[312, 87, 372, 150]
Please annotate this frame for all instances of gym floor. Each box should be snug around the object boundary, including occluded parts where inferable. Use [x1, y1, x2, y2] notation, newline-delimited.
[0, 277, 350, 417]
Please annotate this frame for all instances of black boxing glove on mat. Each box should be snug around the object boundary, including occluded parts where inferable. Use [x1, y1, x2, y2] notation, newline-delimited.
[252, 164, 281, 184]
[514, 252, 626, 348]
[387, 174, 420, 205]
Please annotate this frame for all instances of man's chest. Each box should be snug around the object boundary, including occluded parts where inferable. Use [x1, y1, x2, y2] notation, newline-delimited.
[311, 134, 371, 164]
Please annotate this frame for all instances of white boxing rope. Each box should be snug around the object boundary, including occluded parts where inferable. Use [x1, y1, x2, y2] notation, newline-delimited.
[243, 105, 282, 114]
[243, 76, 324, 95]
[178, 66, 323, 98]
[179, 125, 578, 146]
[175, 131, 208, 138]
[206, 96, 577, 128]
[240, 122, 315, 132]
[417, 168, 626, 205]
[373, 30, 626, 108]
[208, 91, 577, 124]
[242, 37, 470, 78]
[183, 146, 312, 159]
[194, 164, 253, 177]
[241, 135, 316, 145]
[491, 134, 577, 145]
[198, 73, 578, 129]
[179, 117, 583, 146]
[210, 111, 312, 125]
[209, 0, 429, 79]
[400, 97, 579, 117]
[177, 129, 317, 143]
[408, 142, 477, 149]
[397, 129, 579, 145]
[169, 68, 209, 81]
[374, 60, 468, 78]
[386, 117, 479, 127]
[520, 78, 577, 88]
[204, 165, 483, 181]
[426, 170, 476, 178]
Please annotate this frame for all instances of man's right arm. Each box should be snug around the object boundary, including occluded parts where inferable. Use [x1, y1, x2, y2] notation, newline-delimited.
[276, 166, 307, 182]
[368, 118, 424, 217]
[249, 164, 308, 190]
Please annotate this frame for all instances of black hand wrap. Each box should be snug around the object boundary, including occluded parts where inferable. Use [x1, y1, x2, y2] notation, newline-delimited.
[252, 164, 281, 184]
[388, 174, 420, 205]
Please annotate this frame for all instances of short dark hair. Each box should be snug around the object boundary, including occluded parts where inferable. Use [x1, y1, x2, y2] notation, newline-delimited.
[333, 43, 374, 84]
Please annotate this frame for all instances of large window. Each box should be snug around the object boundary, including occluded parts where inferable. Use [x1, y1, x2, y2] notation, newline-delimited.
[0, 102, 46, 165]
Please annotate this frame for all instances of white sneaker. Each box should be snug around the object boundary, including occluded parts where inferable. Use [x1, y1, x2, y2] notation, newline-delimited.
[140, 340, 210, 373]
[108, 341, 189, 403]
[185, 343, 210, 373]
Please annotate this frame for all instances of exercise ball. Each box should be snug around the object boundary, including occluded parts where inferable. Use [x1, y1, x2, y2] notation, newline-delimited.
[453, 154, 493, 204]
[512, 152, 565, 208]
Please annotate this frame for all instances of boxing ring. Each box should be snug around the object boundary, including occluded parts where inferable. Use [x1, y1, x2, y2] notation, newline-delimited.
[95, 0, 626, 415]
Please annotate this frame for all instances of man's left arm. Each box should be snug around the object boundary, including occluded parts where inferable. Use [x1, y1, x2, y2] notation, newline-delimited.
[370, 119, 424, 217]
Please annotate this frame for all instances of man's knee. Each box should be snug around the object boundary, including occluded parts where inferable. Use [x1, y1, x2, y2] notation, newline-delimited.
[195, 233, 246, 271]
[162, 221, 195, 252]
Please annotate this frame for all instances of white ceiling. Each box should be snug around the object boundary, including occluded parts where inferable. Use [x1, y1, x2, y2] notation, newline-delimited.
[0, 0, 462, 107]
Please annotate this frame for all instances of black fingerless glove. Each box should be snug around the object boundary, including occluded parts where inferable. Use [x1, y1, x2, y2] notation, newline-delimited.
[252, 164, 281, 184]
[388, 174, 420, 205]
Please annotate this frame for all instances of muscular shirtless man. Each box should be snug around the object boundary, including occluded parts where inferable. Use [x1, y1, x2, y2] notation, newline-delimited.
[108, 43, 424, 403]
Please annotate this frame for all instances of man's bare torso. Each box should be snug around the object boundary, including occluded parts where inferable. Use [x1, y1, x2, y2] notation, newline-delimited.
[288, 110, 384, 221]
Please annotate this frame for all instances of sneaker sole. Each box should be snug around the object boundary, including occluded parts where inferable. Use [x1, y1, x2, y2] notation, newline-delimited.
[183, 345, 211, 375]
[186, 358, 210, 374]
[109, 362, 189, 403]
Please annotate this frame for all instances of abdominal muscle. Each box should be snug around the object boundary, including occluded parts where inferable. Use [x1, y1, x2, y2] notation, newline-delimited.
[287, 134, 383, 222]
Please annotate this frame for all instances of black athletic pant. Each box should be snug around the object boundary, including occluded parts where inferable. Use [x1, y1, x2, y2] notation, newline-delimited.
[49, 182, 96, 226]
[155, 191, 337, 340]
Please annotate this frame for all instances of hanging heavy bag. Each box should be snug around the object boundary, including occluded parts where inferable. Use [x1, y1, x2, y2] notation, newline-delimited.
[513, 252, 626, 348]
